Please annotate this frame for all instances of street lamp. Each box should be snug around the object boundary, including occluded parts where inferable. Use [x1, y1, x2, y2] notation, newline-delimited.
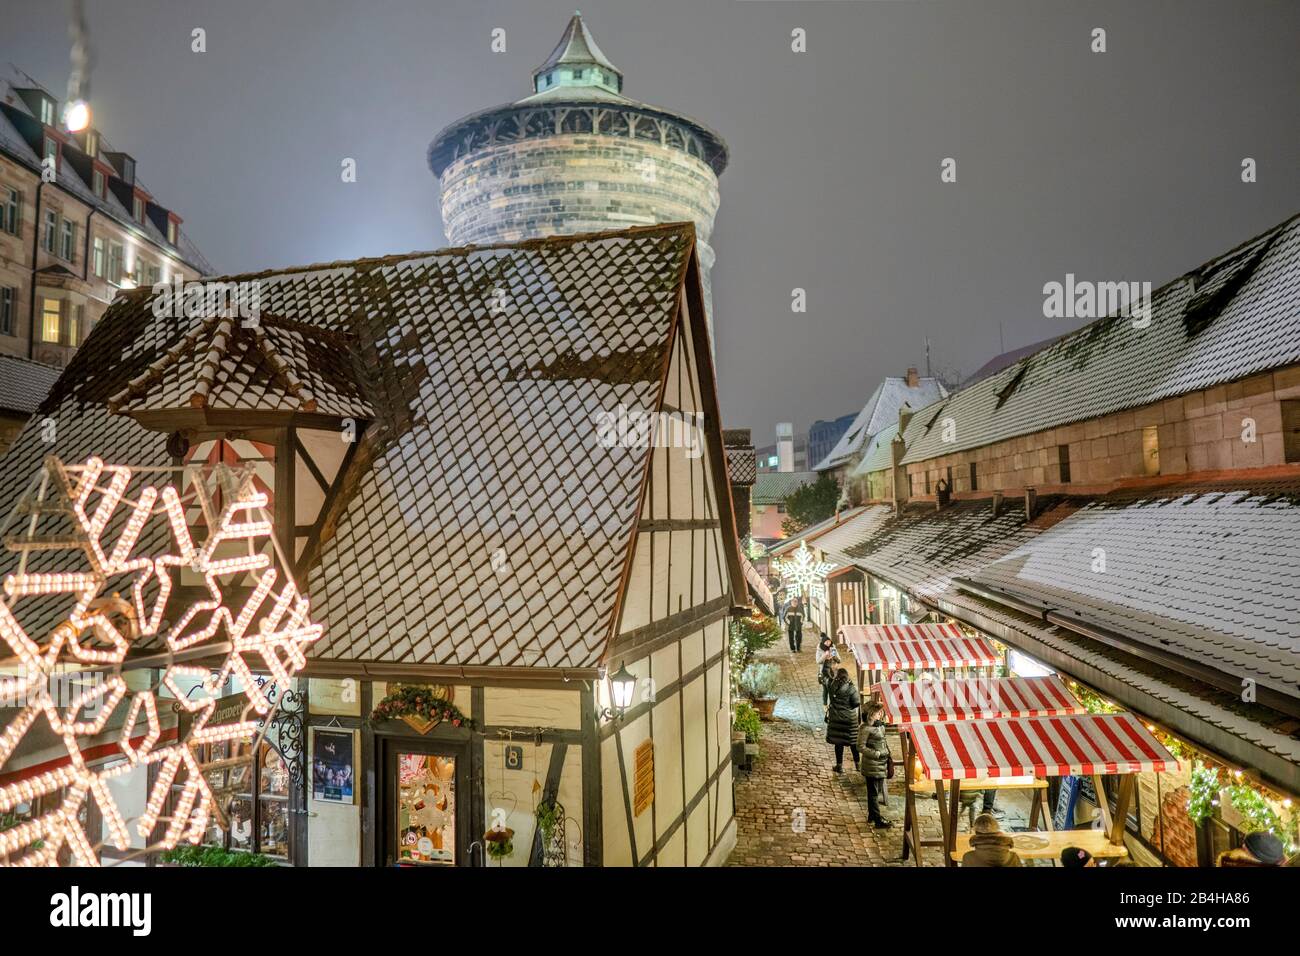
[599, 662, 637, 721]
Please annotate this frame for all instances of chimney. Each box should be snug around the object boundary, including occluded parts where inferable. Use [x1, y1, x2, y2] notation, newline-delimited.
[1025, 487, 1039, 521]
[891, 432, 909, 513]
[905, 367, 920, 388]
[991, 491, 1004, 518]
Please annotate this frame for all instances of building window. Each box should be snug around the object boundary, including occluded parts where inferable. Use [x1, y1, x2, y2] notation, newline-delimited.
[175, 739, 292, 861]
[146, 262, 161, 286]
[1283, 401, 1300, 464]
[924, 471, 931, 495]
[907, 473, 915, 497]
[93, 236, 104, 277]
[42, 211, 58, 253]
[573, 68, 585, 79]
[969, 461, 978, 492]
[43, 137, 59, 170]
[167, 220, 178, 244]
[41, 298, 62, 343]
[133, 196, 145, 222]
[59, 219, 75, 261]
[0, 287, 15, 335]
[92, 168, 105, 197]
[1058, 444, 1071, 483]
[1142, 425, 1160, 476]
[85, 130, 98, 157]
[1, 187, 19, 235]
[108, 241, 124, 284]
[39, 98, 56, 125]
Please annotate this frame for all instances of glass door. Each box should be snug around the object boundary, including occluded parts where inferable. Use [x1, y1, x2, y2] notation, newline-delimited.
[382, 740, 465, 866]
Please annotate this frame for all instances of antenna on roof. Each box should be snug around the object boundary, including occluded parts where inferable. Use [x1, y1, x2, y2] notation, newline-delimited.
[924, 336, 931, 378]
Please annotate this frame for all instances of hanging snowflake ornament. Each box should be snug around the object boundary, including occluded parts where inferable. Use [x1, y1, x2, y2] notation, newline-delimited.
[0, 456, 321, 866]
[776, 540, 835, 602]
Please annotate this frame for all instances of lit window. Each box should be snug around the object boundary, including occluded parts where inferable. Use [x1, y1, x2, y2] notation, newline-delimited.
[1, 187, 19, 235]
[43, 138, 59, 170]
[167, 220, 178, 244]
[85, 130, 98, 156]
[108, 241, 124, 284]
[40, 98, 55, 124]
[92, 168, 105, 197]
[41, 298, 62, 343]
[133, 196, 145, 222]
[93, 236, 104, 277]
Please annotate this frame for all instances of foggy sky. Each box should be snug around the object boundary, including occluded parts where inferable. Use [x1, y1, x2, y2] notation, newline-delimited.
[6, 0, 1298, 445]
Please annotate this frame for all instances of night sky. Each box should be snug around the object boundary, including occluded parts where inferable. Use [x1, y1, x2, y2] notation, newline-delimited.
[6, 0, 1298, 444]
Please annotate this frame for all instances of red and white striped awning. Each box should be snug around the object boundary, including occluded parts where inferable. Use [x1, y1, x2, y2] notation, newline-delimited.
[838, 622, 964, 644]
[849, 635, 1000, 672]
[908, 712, 1180, 780]
[875, 676, 1084, 724]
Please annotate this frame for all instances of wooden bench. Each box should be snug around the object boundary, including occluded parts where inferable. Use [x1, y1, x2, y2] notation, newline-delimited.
[950, 828, 1129, 864]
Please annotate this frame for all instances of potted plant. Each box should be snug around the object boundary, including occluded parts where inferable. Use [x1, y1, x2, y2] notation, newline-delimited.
[739, 662, 780, 720]
[483, 825, 514, 863]
[732, 699, 762, 772]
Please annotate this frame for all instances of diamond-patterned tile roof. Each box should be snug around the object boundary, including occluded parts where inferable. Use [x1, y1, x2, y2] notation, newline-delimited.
[0, 222, 703, 670]
[897, 214, 1300, 465]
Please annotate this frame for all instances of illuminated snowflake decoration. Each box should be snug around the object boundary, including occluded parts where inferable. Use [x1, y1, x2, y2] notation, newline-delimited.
[776, 540, 835, 603]
[0, 456, 321, 866]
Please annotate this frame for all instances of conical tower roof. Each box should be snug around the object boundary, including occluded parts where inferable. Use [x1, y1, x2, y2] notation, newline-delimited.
[531, 12, 623, 95]
[535, 11, 621, 76]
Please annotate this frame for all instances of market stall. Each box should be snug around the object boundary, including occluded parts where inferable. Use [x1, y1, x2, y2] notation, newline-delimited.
[876, 675, 1085, 864]
[840, 625, 1001, 691]
[907, 712, 1180, 866]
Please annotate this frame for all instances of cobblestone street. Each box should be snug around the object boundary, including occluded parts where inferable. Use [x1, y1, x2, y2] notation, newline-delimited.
[728, 627, 946, 867]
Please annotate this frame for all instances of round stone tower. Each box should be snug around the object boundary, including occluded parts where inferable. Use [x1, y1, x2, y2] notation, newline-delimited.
[428, 12, 729, 340]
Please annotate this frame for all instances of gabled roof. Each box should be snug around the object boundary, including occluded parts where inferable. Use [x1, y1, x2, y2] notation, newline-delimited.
[0, 354, 62, 417]
[897, 213, 1300, 466]
[850, 420, 900, 479]
[0, 222, 738, 672]
[752, 470, 816, 504]
[814, 375, 948, 471]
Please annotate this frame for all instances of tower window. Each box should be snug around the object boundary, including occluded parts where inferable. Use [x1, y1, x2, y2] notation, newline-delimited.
[573, 68, 585, 79]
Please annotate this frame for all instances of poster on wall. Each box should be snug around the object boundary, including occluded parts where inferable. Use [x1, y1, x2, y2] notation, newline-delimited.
[311, 728, 356, 804]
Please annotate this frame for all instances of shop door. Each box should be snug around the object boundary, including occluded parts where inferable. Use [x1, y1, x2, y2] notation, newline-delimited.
[379, 738, 468, 867]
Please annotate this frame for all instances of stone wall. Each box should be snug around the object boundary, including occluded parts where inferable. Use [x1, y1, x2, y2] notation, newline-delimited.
[878, 365, 1300, 497]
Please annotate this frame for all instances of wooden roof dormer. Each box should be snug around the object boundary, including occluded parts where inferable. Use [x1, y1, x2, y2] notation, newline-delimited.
[106, 312, 373, 434]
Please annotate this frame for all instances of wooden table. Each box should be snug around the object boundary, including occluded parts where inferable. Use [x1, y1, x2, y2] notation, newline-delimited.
[950, 827, 1129, 864]
[902, 774, 1052, 867]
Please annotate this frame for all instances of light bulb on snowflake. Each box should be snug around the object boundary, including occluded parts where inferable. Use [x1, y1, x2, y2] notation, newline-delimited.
[776, 540, 835, 608]
[0, 456, 323, 866]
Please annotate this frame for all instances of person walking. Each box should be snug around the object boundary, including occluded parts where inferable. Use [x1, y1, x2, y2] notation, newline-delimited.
[960, 814, 1022, 867]
[857, 701, 892, 828]
[785, 598, 804, 652]
[824, 668, 860, 773]
[815, 636, 840, 706]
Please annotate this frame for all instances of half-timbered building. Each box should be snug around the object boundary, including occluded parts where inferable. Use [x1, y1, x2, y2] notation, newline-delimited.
[0, 221, 748, 866]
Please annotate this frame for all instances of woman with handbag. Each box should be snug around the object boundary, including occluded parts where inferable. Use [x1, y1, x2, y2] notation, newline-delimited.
[857, 701, 893, 828]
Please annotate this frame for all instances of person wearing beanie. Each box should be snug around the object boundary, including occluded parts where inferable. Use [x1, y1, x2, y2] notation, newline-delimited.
[1060, 846, 1094, 868]
[856, 701, 892, 828]
[1217, 831, 1286, 867]
[961, 813, 1022, 867]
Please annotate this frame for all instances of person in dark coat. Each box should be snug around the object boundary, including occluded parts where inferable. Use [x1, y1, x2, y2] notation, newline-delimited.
[856, 701, 891, 827]
[784, 598, 804, 651]
[815, 636, 840, 706]
[824, 668, 860, 772]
